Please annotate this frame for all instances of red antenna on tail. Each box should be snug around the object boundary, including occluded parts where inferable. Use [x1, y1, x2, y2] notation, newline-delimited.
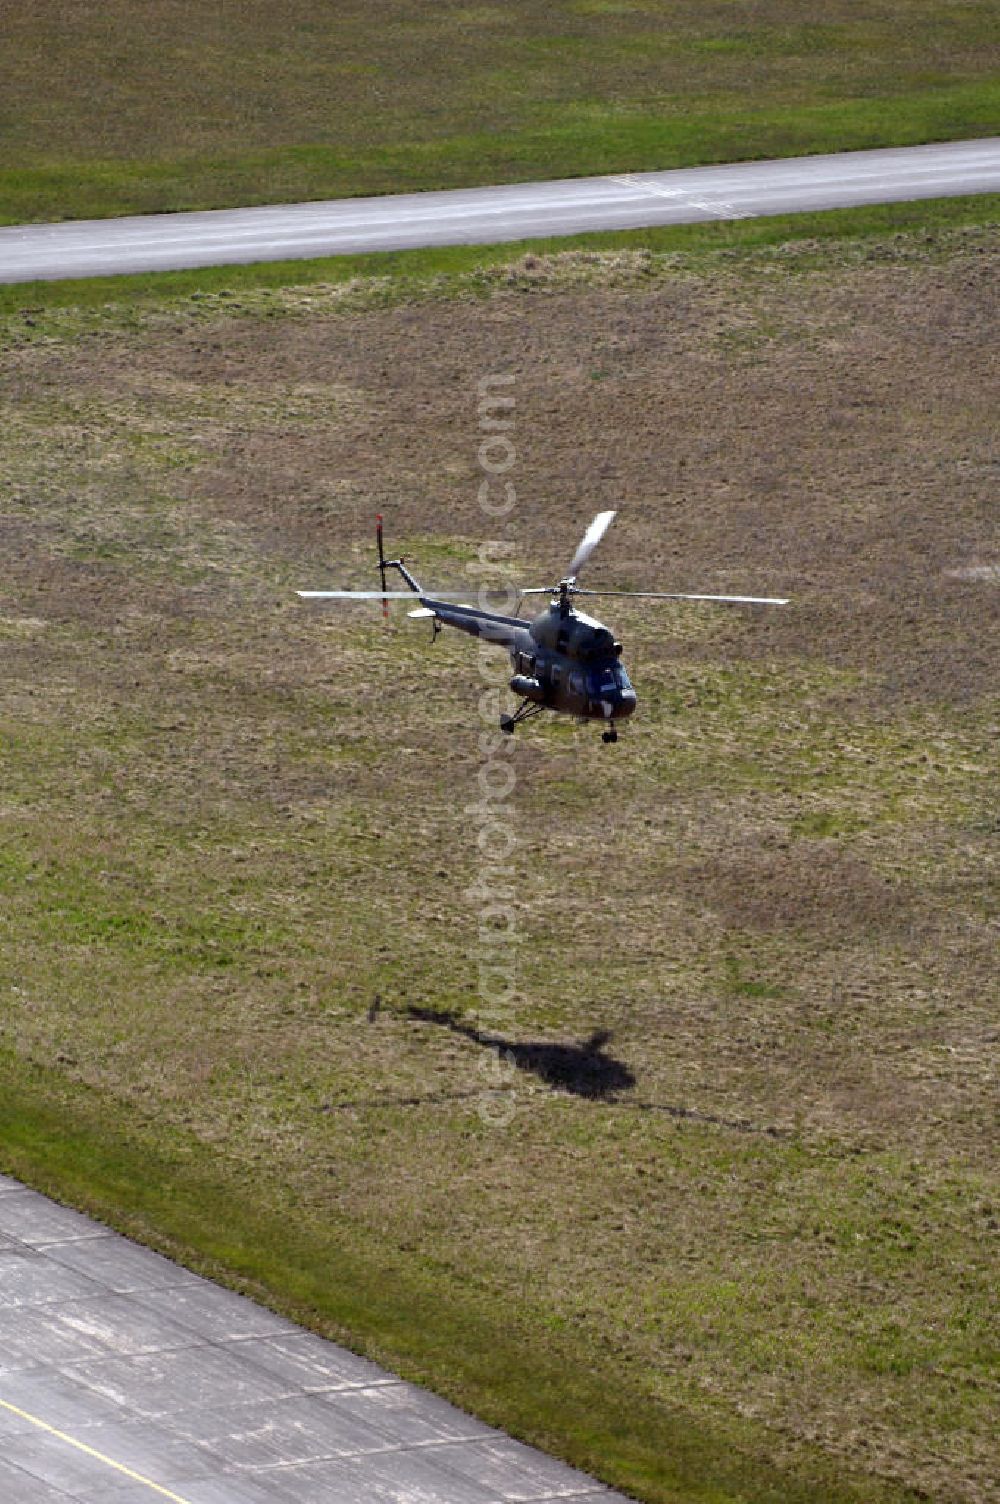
[375, 514, 388, 620]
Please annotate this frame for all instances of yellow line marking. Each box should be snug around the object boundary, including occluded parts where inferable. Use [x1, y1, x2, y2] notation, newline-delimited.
[0, 1396, 195, 1503]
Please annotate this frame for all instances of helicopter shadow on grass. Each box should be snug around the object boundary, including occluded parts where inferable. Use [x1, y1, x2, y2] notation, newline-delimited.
[406, 1005, 636, 1100]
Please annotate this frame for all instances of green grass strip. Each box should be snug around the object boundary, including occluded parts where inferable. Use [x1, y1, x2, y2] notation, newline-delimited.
[2, 79, 998, 225]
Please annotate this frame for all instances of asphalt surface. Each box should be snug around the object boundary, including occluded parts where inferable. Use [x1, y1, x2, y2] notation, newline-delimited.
[1, 138, 998, 284]
[0, 1175, 623, 1503]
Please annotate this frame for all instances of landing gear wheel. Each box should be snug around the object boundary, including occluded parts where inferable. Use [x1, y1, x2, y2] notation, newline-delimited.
[500, 699, 546, 735]
[602, 728, 618, 744]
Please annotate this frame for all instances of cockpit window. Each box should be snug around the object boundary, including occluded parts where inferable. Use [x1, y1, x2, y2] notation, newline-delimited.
[590, 664, 620, 695]
[589, 661, 633, 695]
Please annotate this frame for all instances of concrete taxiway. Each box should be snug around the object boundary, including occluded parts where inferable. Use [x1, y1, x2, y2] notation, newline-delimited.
[0, 138, 997, 284]
[0, 1175, 622, 1502]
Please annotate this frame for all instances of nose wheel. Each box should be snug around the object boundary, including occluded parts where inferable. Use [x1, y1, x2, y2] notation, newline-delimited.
[602, 728, 618, 744]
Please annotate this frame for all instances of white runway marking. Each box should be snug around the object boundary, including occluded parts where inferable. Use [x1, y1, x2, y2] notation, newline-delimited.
[606, 172, 753, 220]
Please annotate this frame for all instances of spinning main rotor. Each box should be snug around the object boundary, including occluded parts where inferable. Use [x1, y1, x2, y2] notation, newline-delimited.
[298, 509, 790, 612]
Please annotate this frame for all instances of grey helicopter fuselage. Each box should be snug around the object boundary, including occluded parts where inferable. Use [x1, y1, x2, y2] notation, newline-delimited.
[425, 595, 637, 724]
[297, 510, 787, 740]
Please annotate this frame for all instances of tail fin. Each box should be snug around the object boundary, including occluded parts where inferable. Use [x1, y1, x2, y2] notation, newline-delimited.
[373, 515, 422, 599]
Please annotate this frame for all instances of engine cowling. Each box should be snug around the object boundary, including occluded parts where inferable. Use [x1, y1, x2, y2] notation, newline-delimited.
[509, 674, 545, 703]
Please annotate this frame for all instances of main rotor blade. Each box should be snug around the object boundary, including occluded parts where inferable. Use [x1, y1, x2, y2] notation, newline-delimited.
[565, 510, 617, 581]
[573, 589, 790, 605]
[297, 589, 481, 600]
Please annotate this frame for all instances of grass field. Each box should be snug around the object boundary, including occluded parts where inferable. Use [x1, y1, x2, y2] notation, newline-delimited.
[1, 0, 998, 223]
[0, 219, 997, 1501]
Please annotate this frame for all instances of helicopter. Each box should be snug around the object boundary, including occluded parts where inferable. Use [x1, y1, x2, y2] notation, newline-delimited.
[298, 512, 788, 742]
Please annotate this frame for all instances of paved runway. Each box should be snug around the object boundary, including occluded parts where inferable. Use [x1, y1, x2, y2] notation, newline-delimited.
[0, 138, 997, 284]
[0, 1175, 622, 1502]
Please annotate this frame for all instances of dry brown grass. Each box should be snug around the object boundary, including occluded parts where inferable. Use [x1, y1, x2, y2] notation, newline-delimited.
[0, 225, 997, 1500]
